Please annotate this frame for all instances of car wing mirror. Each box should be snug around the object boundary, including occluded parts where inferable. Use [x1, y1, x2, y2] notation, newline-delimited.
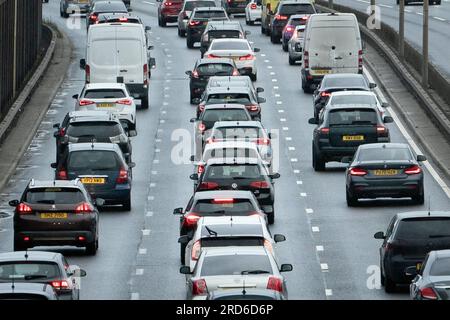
[405, 266, 418, 277]
[185, 70, 192, 77]
[257, 97, 266, 104]
[373, 231, 385, 239]
[178, 235, 190, 244]
[50, 163, 57, 169]
[128, 162, 136, 169]
[180, 266, 192, 274]
[192, 98, 201, 104]
[79, 58, 86, 70]
[280, 264, 293, 272]
[190, 155, 195, 162]
[417, 155, 427, 162]
[308, 118, 318, 125]
[145, 26, 151, 32]
[381, 102, 389, 108]
[253, 48, 260, 53]
[274, 234, 286, 243]
[341, 156, 352, 164]
[256, 87, 264, 93]
[190, 173, 199, 180]
[128, 130, 137, 137]
[95, 198, 105, 207]
[173, 207, 184, 215]
[383, 116, 394, 124]
[244, 30, 251, 36]
[369, 82, 377, 89]
[270, 173, 280, 179]
[53, 123, 60, 129]
[9, 200, 19, 207]
[72, 94, 79, 100]
[148, 45, 154, 50]
[190, 118, 197, 123]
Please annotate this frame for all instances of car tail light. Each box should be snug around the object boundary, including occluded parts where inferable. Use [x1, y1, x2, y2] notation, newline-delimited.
[79, 99, 95, 106]
[192, 279, 207, 295]
[118, 17, 128, 22]
[198, 122, 206, 132]
[420, 287, 438, 300]
[206, 54, 220, 58]
[189, 20, 201, 26]
[404, 165, 422, 175]
[303, 51, 309, 68]
[57, 169, 68, 180]
[50, 280, 70, 290]
[349, 168, 368, 176]
[320, 92, 331, 98]
[212, 198, 234, 204]
[358, 49, 363, 72]
[255, 138, 270, 145]
[116, 167, 129, 184]
[192, 70, 199, 78]
[75, 202, 93, 214]
[197, 164, 205, 174]
[78, 236, 86, 241]
[246, 104, 259, 112]
[183, 213, 201, 227]
[275, 14, 288, 20]
[232, 69, 239, 76]
[264, 239, 274, 253]
[23, 236, 30, 241]
[239, 54, 254, 61]
[376, 125, 387, 134]
[267, 277, 283, 292]
[164, 1, 173, 6]
[191, 240, 201, 261]
[250, 181, 269, 188]
[301, 16, 309, 21]
[320, 127, 330, 135]
[144, 64, 148, 86]
[85, 64, 90, 83]
[198, 104, 205, 112]
[284, 25, 294, 33]
[116, 99, 132, 105]
[58, 127, 66, 136]
[250, 3, 257, 9]
[227, 0, 232, 3]
[17, 203, 32, 214]
[199, 181, 219, 190]
[89, 14, 97, 22]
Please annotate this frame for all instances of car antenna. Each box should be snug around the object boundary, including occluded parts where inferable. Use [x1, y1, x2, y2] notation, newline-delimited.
[24, 248, 29, 260]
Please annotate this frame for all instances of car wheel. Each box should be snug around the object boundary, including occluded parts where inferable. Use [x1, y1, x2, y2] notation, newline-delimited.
[250, 73, 257, 81]
[261, 24, 265, 34]
[190, 93, 196, 104]
[346, 189, 358, 207]
[85, 239, 98, 255]
[282, 42, 288, 52]
[63, 11, 69, 18]
[268, 211, 275, 225]
[180, 243, 186, 264]
[412, 190, 425, 205]
[270, 33, 278, 43]
[186, 35, 194, 49]
[384, 276, 396, 293]
[302, 77, 312, 93]
[289, 56, 295, 65]
[380, 263, 385, 286]
[245, 17, 249, 25]
[141, 95, 149, 109]
[312, 145, 326, 171]
[123, 198, 131, 211]
[13, 240, 27, 252]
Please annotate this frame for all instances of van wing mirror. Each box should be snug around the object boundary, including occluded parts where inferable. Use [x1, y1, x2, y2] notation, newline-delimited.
[79, 59, 86, 70]
[274, 234, 286, 243]
[417, 155, 427, 162]
[383, 116, 394, 124]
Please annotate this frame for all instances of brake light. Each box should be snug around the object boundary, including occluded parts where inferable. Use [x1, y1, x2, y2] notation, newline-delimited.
[303, 51, 309, 68]
[301, 16, 309, 20]
[275, 14, 288, 20]
[239, 54, 254, 61]
[118, 17, 128, 22]
[267, 277, 283, 292]
[358, 49, 363, 72]
[17, 203, 32, 214]
[183, 213, 201, 227]
[420, 287, 438, 300]
[250, 181, 269, 188]
[116, 99, 132, 105]
[320, 127, 330, 135]
[199, 182, 219, 190]
[89, 14, 97, 22]
[75, 202, 93, 214]
[116, 167, 129, 184]
[250, 3, 257, 9]
[206, 54, 220, 59]
[232, 69, 239, 76]
[198, 122, 206, 132]
[197, 165, 205, 174]
[58, 169, 68, 180]
[58, 128, 66, 136]
[349, 168, 368, 176]
[50, 280, 69, 290]
[189, 20, 201, 26]
[191, 240, 201, 261]
[404, 165, 422, 175]
[264, 239, 274, 254]
[164, 1, 173, 6]
[143, 64, 148, 86]
[320, 92, 331, 98]
[376, 125, 386, 134]
[212, 198, 234, 204]
[192, 279, 207, 295]
[284, 25, 294, 33]
[199, 104, 206, 112]
[85, 65, 90, 83]
[192, 70, 199, 78]
[255, 138, 270, 145]
[79, 99, 95, 106]
[246, 104, 260, 112]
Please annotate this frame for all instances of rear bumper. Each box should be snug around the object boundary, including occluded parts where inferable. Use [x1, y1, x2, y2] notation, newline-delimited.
[187, 27, 206, 42]
[15, 230, 96, 247]
[301, 69, 324, 85]
[87, 187, 131, 204]
[126, 84, 148, 99]
[348, 176, 423, 198]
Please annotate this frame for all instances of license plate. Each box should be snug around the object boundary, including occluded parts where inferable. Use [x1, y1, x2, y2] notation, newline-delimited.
[373, 169, 399, 176]
[97, 103, 115, 108]
[40, 213, 68, 219]
[342, 135, 364, 141]
[81, 177, 106, 184]
[312, 69, 331, 75]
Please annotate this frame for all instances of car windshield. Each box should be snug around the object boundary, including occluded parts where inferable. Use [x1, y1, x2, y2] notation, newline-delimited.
[197, 63, 234, 76]
[207, 93, 251, 104]
[193, 199, 256, 213]
[200, 254, 272, 276]
[194, 11, 227, 19]
[67, 122, 123, 138]
[206, 148, 259, 160]
[329, 95, 377, 106]
[211, 41, 249, 51]
[83, 89, 126, 99]
[396, 218, 450, 240]
[215, 127, 263, 139]
[430, 257, 450, 276]
[25, 188, 85, 204]
[357, 148, 413, 162]
[0, 262, 60, 281]
[68, 150, 120, 171]
[328, 109, 378, 126]
[202, 109, 249, 122]
[185, 1, 216, 10]
[322, 76, 367, 88]
[208, 30, 241, 40]
[94, 2, 127, 12]
[205, 164, 262, 179]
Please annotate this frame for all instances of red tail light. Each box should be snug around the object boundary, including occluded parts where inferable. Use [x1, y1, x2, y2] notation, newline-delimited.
[212, 198, 234, 204]
[404, 165, 422, 175]
[303, 51, 309, 68]
[320, 92, 331, 98]
[246, 104, 260, 112]
[164, 1, 173, 6]
[358, 49, 363, 71]
[192, 70, 199, 78]
[232, 69, 239, 76]
[75, 202, 93, 214]
[116, 99, 132, 105]
[50, 280, 69, 290]
[199, 104, 206, 112]
[255, 138, 270, 145]
[189, 20, 201, 26]
[17, 203, 32, 214]
[301, 16, 309, 21]
[183, 213, 201, 227]
[206, 54, 220, 58]
[85, 65, 90, 83]
[420, 287, 438, 300]
[143, 64, 148, 86]
[79, 99, 95, 106]
[118, 17, 128, 22]
[89, 14, 97, 22]
[320, 127, 330, 135]
[197, 165, 205, 174]
[250, 3, 257, 9]
[116, 167, 129, 184]
[284, 25, 294, 33]
[376, 125, 387, 134]
[58, 169, 68, 180]
[275, 14, 288, 20]
[349, 168, 368, 176]
[267, 277, 283, 292]
[205, 137, 216, 144]
[191, 240, 201, 261]
[250, 181, 269, 188]
[199, 181, 219, 190]
[239, 54, 254, 61]
[198, 122, 206, 132]
[192, 279, 207, 295]
[58, 128, 66, 136]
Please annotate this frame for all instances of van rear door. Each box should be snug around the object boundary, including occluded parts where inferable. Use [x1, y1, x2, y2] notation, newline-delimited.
[88, 36, 119, 83]
[116, 26, 145, 85]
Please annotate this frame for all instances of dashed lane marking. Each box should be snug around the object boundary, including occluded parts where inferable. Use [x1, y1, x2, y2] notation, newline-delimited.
[289, 147, 295, 151]
[285, 137, 292, 141]
[278, 109, 284, 113]
[325, 289, 333, 296]
[300, 193, 307, 197]
[293, 169, 300, 174]
[320, 263, 329, 271]
[139, 248, 147, 255]
[316, 246, 324, 252]
[142, 229, 151, 236]
[306, 208, 314, 214]
[272, 79, 278, 82]
[312, 226, 320, 232]
[280, 118, 286, 122]
[282, 127, 289, 131]
[291, 158, 298, 162]
[136, 269, 144, 276]
[146, 211, 153, 217]
[433, 16, 446, 21]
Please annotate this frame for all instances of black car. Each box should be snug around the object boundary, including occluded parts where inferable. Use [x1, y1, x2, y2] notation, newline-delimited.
[221, 0, 250, 15]
[186, 7, 229, 48]
[51, 143, 135, 211]
[308, 105, 393, 171]
[173, 190, 267, 263]
[86, 0, 129, 30]
[312, 74, 376, 121]
[408, 249, 450, 300]
[186, 58, 239, 103]
[269, 0, 316, 43]
[9, 179, 101, 254]
[374, 211, 450, 293]
[53, 111, 133, 164]
[191, 157, 279, 224]
[344, 143, 426, 206]
[200, 20, 248, 57]
[0, 282, 58, 300]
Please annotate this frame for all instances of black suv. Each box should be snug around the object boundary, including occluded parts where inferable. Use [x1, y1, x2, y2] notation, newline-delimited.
[186, 7, 229, 48]
[309, 105, 393, 171]
[374, 211, 450, 293]
[190, 157, 279, 224]
[200, 20, 248, 57]
[9, 179, 101, 254]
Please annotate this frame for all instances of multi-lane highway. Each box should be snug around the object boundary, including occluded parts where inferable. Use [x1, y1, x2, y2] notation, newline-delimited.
[0, 0, 449, 300]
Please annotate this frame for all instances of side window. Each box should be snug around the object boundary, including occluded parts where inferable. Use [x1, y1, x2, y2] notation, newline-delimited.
[386, 216, 397, 239]
[186, 196, 195, 211]
[419, 253, 430, 276]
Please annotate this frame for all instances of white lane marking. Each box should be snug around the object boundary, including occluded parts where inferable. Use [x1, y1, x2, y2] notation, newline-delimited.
[357, 0, 370, 3]
[316, 245, 324, 252]
[273, 86, 279, 90]
[289, 146, 296, 151]
[285, 137, 292, 141]
[276, 101, 283, 105]
[164, 94, 170, 98]
[163, 102, 169, 106]
[325, 289, 333, 296]
[312, 226, 320, 232]
[365, 70, 450, 198]
[147, 196, 154, 201]
[151, 171, 158, 175]
[278, 109, 284, 113]
[153, 159, 159, 164]
[155, 139, 162, 143]
[404, 9, 412, 13]
[267, 66, 273, 69]
[306, 208, 314, 214]
[433, 16, 446, 21]
[146, 211, 154, 217]
[155, 149, 161, 153]
[270, 72, 276, 75]
[296, 180, 303, 185]
[139, 248, 147, 255]
[142, 229, 151, 236]
[150, 183, 156, 188]
[264, 59, 270, 63]
[272, 79, 278, 82]
[275, 93, 280, 97]
[320, 263, 329, 271]
[294, 169, 300, 174]
[164, 87, 170, 90]
[291, 158, 298, 162]
[260, 53, 266, 57]
[131, 293, 140, 300]
[165, 79, 171, 83]
[280, 118, 286, 122]
[160, 120, 165, 124]
[136, 269, 144, 276]
[417, 12, 423, 16]
[300, 193, 307, 197]
[379, 4, 392, 8]
[161, 111, 167, 115]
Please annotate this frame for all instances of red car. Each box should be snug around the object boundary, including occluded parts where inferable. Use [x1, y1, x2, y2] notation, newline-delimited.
[157, 0, 183, 27]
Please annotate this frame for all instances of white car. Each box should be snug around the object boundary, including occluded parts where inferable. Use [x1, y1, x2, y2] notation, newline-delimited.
[204, 38, 260, 81]
[324, 90, 388, 119]
[245, 0, 262, 25]
[180, 246, 292, 300]
[206, 75, 265, 95]
[180, 215, 286, 271]
[73, 83, 137, 131]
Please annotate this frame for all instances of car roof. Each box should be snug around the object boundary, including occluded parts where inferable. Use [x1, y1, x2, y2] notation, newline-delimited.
[193, 190, 255, 200]
[210, 38, 249, 44]
[194, 6, 225, 11]
[213, 120, 263, 128]
[203, 246, 268, 257]
[322, 73, 366, 80]
[27, 179, 84, 189]
[206, 21, 242, 30]
[206, 157, 260, 165]
[68, 142, 121, 152]
[434, 249, 450, 259]
[330, 90, 375, 97]
[206, 86, 250, 94]
[204, 140, 259, 150]
[197, 58, 235, 65]
[358, 143, 409, 150]
[396, 211, 450, 220]
[83, 83, 128, 90]
[0, 251, 61, 263]
[203, 104, 247, 110]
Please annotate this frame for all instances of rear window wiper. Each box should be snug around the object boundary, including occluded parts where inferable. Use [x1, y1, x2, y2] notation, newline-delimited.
[241, 270, 271, 275]
[429, 235, 450, 238]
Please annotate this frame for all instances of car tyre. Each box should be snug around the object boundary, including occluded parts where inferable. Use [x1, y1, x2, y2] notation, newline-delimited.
[159, 15, 167, 27]
[180, 243, 186, 264]
[250, 73, 257, 81]
[282, 42, 288, 52]
[123, 198, 131, 211]
[85, 239, 98, 255]
[346, 189, 358, 207]
[261, 24, 266, 34]
[186, 35, 194, 49]
[141, 95, 149, 109]
[384, 275, 396, 293]
[268, 211, 274, 225]
[312, 146, 326, 171]
[288, 56, 295, 65]
[412, 190, 425, 205]
[302, 77, 312, 93]
[270, 33, 279, 44]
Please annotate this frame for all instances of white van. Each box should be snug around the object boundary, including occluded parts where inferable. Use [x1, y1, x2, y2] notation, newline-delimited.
[301, 13, 363, 93]
[81, 22, 150, 108]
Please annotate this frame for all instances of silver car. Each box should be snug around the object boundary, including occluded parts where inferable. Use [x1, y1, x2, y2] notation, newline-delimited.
[177, 0, 217, 37]
[60, 0, 90, 18]
[288, 25, 305, 65]
[180, 246, 292, 300]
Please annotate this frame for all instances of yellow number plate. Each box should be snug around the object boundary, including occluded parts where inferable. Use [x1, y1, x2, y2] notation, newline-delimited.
[373, 169, 399, 176]
[312, 69, 331, 75]
[40, 213, 68, 219]
[81, 177, 106, 184]
[97, 103, 115, 108]
[342, 135, 364, 141]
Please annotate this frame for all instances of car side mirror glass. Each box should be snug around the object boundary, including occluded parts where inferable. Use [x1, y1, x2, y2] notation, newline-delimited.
[50, 163, 57, 169]
[128, 162, 136, 169]
[95, 198, 105, 207]
[270, 173, 280, 179]
[178, 236, 190, 244]
[374, 231, 385, 239]
[127, 8, 133, 12]
[268, 132, 272, 139]
[256, 87, 264, 93]
[383, 116, 394, 123]
[308, 118, 317, 125]
[369, 82, 377, 89]
[280, 264, 293, 272]
[53, 123, 60, 129]
[145, 26, 151, 32]
[405, 266, 418, 277]
[190, 155, 195, 162]
[180, 266, 192, 274]
[253, 48, 260, 53]
[381, 102, 389, 108]
[185, 70, 192, 76]
[9, 200, 19, 207]
[148, 45, 154, 50]
[79, 58, 86, 70]
[190, 173, 199, 180]
[190, 118, 197, 123]
[257, 97, 266, 103]
[274, 234, 286, 243]
[72, 94, 79, 99]
[173, 207, 184, 215]
[417, 155, 427, 162]
[341, 156, 352, 164]
[128, 130, 137, 137]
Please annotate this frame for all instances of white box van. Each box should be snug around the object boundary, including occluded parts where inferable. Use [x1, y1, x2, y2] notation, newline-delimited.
[81, 23, 150, 108]
[301, 13, 363, 93]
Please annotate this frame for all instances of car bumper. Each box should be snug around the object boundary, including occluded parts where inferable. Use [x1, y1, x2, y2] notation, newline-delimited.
[302, 69, 324, 85]
[235, 61, 257, 76]
[348, 177, 423, 198]
[126, 84, 148, 99]
[288, 47, 302, 60]
[248, 10, 262, 21]
[87, 187, 131, 204]
[66, 4, 89, 14]
[15, 230, 96, 247]
[271, 24, 285, 36]
[187, 27, 206, 42]
[384, 257, 422, 284]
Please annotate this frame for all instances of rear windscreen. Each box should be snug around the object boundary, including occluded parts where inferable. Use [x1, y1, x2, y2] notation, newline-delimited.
[193, 199, 255, 213]
[329, 95, 377, 106]
[197, 63, 234, 76]
[280, 4, 316, 15]
[207, 148, 259, 160]
[185, 1, 216, 10]
[83, 89, 126, 99]
[0, 262, 60, 281]
[201, 255, 272, 276]
[396, 218, 450, 240]
[202, 109, 249, 122]
[68, 150, 120, 171]
[215, 127, 263, 139]
[328, 109, 378, 126]
[207, 93, 251, 104]
[430, 257, 450, 276]
[208, 30, 241, 40]
[25, 188, 85, 204]
[211, 41, 249, 50]
[195, 11, 227, 19]
[205, 164, 262, 179]
[357, 148, 413, 162]
[67, 122, 123, 138]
